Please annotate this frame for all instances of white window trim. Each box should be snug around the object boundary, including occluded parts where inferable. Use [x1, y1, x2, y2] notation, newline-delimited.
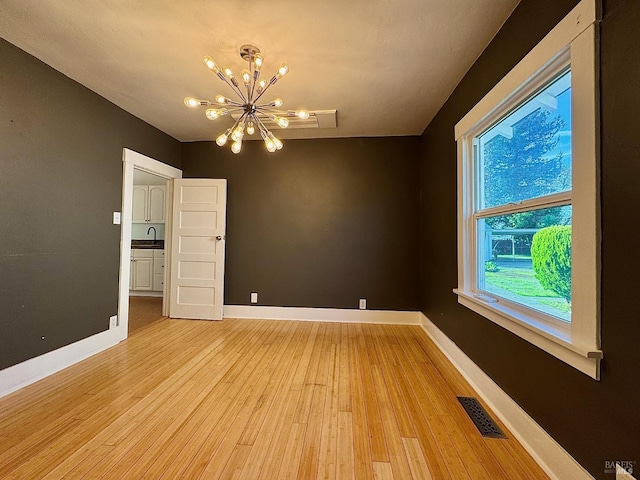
[454, 0, 602, 379]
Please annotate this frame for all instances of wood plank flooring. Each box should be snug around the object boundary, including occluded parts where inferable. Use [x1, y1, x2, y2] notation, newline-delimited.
[128, 296, 164, 333]
[0, 314, 550, 479]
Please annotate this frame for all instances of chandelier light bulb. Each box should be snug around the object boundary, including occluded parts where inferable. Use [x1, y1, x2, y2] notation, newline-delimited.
[216, 130, 230, 146]
[265, 138, 276, 152]
[231, 125, 245, 142]
[266, 131, 284, 150]
[256, 78, 268, 94]
[277, 64, 289, 78]
[271, 98, 284, 108]
[246, 122, 255, 135]
[254, 54, 263, 70]
[216, 134, 228, 146]
[231, 140, 242, 154]
[214, 94, 229, 105]
[205, 108, 228, 120]
[223, 66, 234, 78]
[184, 97, 202, 108]
[241, 69, 251, 85]
[275, 116, 289, 128]
[295, 110, 310, 120]
[202, 56, 220, 73]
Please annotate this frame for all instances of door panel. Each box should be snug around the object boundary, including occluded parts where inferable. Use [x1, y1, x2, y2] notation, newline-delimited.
[148, 185, 166, 223]
[133, 258, 153, 290]
[132, 186, 148, 223]
[169, 179, 227, 320]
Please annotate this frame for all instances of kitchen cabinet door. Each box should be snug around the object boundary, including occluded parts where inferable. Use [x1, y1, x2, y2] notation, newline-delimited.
[132, 186, 148, 223]
[148, 185, 166, 223]
[133, 258, 153, 290]
[132, 185, 166, 223]
[131, 249, 153, 290]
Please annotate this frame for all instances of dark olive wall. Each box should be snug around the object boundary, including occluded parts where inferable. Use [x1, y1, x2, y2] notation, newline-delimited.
[182, 138, 420, 310]
[419, 0, 639, 477]
[0, 39, 181, 370]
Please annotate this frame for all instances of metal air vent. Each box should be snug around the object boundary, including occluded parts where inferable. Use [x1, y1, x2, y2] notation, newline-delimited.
[457, 396, 506, 438]
[231, 110, 337, 130]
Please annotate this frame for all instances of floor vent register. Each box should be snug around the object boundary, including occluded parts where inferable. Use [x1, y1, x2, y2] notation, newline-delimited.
[457, 396, 507, 439]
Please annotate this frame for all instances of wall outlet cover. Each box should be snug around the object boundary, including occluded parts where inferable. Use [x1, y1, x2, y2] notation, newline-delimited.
[251, 292, 258, 304]
[359, 298, 367, 310]
[113, 212, 121, 224]
[109, 315, 118, 328]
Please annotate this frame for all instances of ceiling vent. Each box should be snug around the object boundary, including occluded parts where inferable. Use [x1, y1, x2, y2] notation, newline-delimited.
[231, 110, 337, 130]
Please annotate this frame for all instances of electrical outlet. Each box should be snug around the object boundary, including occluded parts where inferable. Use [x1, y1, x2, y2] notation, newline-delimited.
[359, 298, 366, 310]
[109, 315, 118, 329]
[251, 292, 258, 304]
[113, 212, 121, 224]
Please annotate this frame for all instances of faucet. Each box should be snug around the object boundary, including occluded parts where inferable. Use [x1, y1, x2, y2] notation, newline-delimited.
[147, 226, 157, 242]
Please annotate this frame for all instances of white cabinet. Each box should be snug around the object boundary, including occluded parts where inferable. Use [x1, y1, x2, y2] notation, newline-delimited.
[153, 249, 165, 292]
[130, 249, 164, 293]
[132, 186, 148, 223]
[131, 249, 154, 290]
[132, 185, 165, 223]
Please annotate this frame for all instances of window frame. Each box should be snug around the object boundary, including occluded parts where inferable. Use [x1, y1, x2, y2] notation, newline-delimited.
[454, 0, 602, 379]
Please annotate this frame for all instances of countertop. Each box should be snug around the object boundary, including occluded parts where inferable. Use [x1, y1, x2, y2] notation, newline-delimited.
[131, 240, 164, 249]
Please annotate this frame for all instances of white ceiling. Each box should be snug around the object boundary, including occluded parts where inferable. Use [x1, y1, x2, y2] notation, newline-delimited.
[0, 0, 519, 142]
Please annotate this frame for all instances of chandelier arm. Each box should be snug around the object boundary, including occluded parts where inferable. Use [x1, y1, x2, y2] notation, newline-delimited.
[254, 107, 287, 117]
[253, 114, 272, 136]
[252, 77, 278, 104]
[218, 74, 248, 104]
[254, 102, 283, 109]
[246, 57, 254, 103]
[231, 83, 248, 104]
[217, 98, 244, 108]
[228, 112, 246, 134]
[215, 74, 247, 103]
[254, 106, 283, 113]
[249, 76, 257, 104]
[252, 111, 273, 123]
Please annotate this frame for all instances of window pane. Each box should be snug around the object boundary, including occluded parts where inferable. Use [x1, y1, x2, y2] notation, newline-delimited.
[477, 205, 572, 322]
[478, 70, 572, 209]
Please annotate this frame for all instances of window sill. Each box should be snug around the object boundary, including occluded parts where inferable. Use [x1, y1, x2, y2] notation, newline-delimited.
[454, 289, 602, 379]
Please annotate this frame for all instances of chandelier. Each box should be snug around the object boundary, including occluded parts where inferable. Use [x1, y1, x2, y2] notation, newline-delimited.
[184, 44, 310, 154]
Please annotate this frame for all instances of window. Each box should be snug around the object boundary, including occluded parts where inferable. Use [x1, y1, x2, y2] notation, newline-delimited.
[476, 68, 573, 326]
[454, 0, 601, 379]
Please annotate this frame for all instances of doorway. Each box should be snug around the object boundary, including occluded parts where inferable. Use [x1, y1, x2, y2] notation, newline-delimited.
[129, 168, 168, 333]
[117, 149, 182, 341]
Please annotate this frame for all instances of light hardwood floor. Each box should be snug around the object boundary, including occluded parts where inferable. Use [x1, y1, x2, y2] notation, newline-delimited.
[128, 296, 164, 333]
[0, 314, 549, 479]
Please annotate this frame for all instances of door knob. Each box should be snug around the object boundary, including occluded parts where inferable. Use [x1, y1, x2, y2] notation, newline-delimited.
[215, 235, 223, 241]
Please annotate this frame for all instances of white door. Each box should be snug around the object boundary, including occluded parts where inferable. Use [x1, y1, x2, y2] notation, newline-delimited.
[169, 179, 227, 320]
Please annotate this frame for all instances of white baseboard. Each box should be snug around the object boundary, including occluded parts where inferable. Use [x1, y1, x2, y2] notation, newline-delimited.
[419, 313, 593, 480]
[224, 305, 421, 325]
[0, 328, 121, 399]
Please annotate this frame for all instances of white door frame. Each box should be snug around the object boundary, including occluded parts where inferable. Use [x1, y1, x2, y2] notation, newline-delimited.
[117, 148, 182, 341]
